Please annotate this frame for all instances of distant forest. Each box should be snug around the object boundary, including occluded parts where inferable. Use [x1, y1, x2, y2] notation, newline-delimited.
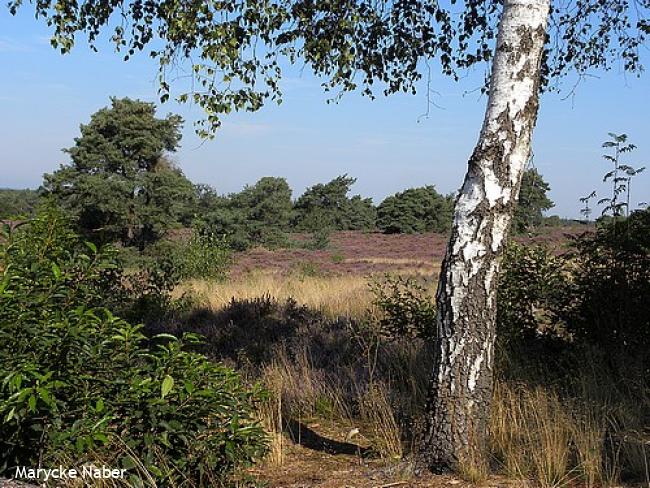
[0, 98, 558, 253]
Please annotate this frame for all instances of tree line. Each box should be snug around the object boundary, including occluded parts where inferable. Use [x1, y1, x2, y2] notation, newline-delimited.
[1, 98, 553, 252]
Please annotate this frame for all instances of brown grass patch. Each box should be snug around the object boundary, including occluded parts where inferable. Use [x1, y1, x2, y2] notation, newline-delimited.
[176, 274, 374, 319]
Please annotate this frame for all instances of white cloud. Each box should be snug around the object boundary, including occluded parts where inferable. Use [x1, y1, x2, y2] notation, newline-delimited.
[0, 36, 32, 53]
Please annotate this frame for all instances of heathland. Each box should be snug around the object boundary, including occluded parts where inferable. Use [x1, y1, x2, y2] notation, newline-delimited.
[1, 100, 648, 487]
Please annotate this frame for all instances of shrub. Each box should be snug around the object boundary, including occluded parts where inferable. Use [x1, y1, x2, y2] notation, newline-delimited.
[557, 209, 650, 358]
[0, 208, 267, 486]
[497, 243, 567, 344]
[305, 228, 331, 250]
[174, 231, 232, 280]
[197, 177, 292, 251]
[376, 186, 453, 234]
[370, 276, 436, 340]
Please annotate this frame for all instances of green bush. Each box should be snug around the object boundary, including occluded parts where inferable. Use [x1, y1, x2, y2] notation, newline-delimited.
[558, 209, 650, 358]
[376, 186, 453, 234]
[119, 231, 231, 282]
[0, 208, 267, 486]
[178, 231, 232, 280]
[305, 228, 331, 250]
[497, 243, 566, 343]
[292, 175, 376, 232]
[196, 177, 292, 251]
[370, 276, 436, 339]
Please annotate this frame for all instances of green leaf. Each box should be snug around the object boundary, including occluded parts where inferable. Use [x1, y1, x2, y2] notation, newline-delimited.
[51, 262, 61, 279]
[75, 436, 85, 452]
[93, 433, 108, 443]
[96, 399, 105, 413]
[152, 333, 179, 342]
[5, 407, 16, 422]
[161, 375, 174, 399]
[85, 241, 97, 253]
[0, 273, 10, 295]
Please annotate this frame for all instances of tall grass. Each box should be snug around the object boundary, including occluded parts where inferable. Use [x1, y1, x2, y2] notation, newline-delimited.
[490, 371, 649, 487]
[176, 272, 438, 321]
[170, 275, 648, 487]
[358, 382, 403, 460]
[176, 273, 375, 320]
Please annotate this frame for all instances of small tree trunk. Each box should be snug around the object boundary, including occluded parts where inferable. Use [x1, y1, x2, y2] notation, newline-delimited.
[421, 0, 550, 472]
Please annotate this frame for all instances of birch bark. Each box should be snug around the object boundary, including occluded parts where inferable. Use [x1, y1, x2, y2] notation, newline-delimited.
[422, 0, 551, 471]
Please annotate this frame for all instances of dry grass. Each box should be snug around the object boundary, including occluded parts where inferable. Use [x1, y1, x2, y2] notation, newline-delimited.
[358, 382, 403, 460]
[491, 382, 575, 487]
[261, 347, 351, 421]
[176, 273, 374, 320]
[258, 370, 286, 468]
[172, 270, 648, 488]
[176, 271, 441, 322]
[343, 256, 438, 267]
[490, 378, 650, 488]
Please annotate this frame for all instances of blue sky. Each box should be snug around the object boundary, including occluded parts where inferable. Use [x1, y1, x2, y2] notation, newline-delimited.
[1, 8, 649, 218]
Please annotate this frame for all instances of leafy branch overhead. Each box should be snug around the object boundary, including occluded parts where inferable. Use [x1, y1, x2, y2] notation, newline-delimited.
[9, 0, 648, 135]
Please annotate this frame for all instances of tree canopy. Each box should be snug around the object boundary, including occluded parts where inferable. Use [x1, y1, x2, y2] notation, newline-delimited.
[377, 186, 454, 234]
[513, 168, 554, 233]
[43, 98, 195, 247]
[10, 0, 647, 135]
[198, 177, 293, 250]
[292, 175, 376, 231]
[0, 189, 39, 220]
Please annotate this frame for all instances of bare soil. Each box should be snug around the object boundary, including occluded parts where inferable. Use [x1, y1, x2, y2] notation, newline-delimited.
[248, 419, 517, 488]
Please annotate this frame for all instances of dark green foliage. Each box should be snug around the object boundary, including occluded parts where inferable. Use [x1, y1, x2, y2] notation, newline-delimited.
[497, 210, 650, 363]
[557, 209, 650, 357]
[513, 168, 554, 233]
[304, 228, 332, 250]
[131, 232, 232, 282]
[497, 243, 566, 343]
[376, 186, 453, 234]
[346, 195, 378, 231]
[371, 276, 436, 340]
[0, 208, 267, 484]
[292, 175, 376, 232]
[0, 189, 39, 219]
[198, 177, 292, 250]
[43, 98, 195, 248]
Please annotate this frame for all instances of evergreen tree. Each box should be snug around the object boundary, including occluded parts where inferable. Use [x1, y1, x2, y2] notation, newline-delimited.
[513, 168, 554, 233]
[293, 175, 375, 231]
[43, 98, 195, 248]
[0, 189, 39, 220]
[199, 177, 292, 250]
[377, 186, 454, 234]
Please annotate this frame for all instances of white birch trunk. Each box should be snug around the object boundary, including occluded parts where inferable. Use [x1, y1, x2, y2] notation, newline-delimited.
[422, 0, 551, 471]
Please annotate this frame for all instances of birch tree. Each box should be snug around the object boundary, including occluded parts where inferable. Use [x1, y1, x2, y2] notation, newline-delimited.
[421, 0, 550, 469]
[9, 0, 648, 471]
